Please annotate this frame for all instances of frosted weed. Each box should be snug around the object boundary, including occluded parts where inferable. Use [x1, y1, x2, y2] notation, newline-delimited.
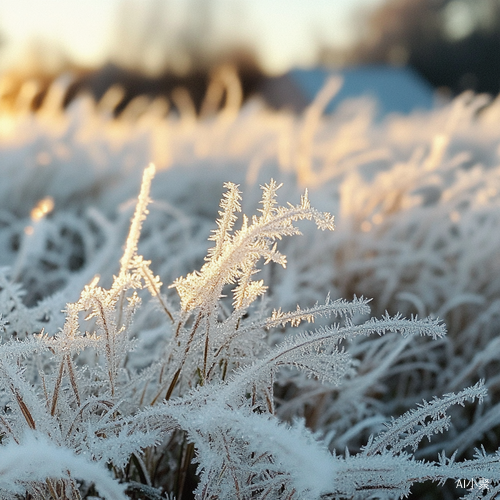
[0, 163, 499, 499]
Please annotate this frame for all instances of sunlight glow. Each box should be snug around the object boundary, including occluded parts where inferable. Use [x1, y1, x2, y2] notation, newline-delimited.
[0, 0, 116, 69]
[31, 197, 55, 221]
[0, 0, 383, 74]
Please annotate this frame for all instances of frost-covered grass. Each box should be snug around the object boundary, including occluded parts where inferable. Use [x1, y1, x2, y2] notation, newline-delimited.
[2, 74, 500, 498]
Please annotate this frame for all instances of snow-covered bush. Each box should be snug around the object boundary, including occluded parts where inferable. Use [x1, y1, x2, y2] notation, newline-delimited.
[2, 74, 500, 498]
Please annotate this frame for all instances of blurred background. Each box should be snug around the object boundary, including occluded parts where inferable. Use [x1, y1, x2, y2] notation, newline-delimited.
[0, 0, 499, 113]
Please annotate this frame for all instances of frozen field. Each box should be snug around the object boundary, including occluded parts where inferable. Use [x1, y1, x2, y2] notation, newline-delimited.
[1, 73, 500, 498]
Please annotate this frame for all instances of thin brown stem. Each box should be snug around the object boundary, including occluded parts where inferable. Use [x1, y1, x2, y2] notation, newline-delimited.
[221, 358, 229, 381]
[222, 435, 242, 500]
[0, 415, 19, 444]
[66, 399, 113, 439]
[51, 359, 65, 416]
[152, 311, 203, 404]
[174, 314, 186, 340]
[65, 354, 80, 407]
[158, 316, 188, 386]
[177, 441, 195, 500]
[164, 368, 181, 402]
[95, 299, 115, 398]
[139, 379, 149, 406]
[142, 265, 174, 323]
[11, 386, 35, 430]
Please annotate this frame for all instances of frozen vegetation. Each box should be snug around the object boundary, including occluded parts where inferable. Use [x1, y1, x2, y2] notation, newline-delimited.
[1, 73, 500, 498]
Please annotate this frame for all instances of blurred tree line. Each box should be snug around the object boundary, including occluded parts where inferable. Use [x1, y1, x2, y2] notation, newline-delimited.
[75, 0, 263, 113]
[105, 0, 500, 107]
[323, 0, 500, 96]
[90, 0, 500, 100]
[2, 0, 500, 114]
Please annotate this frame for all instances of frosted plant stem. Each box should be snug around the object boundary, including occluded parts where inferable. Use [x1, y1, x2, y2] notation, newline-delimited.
[10, 384, 36, 430]
[151, 311, 203, 404]
[0, 415, 18, 444]
[118, 163, 155, 279]
[50, 358, 65, 416]
[166, 311, 203, 400]
[141, 267, 174, 323]
[65, 354, 80, 407]
[222, 434, 242, 500]
[202, 312, 211, 384]
[97, 299, 115, 398]
[158, 318, 187, 386]
[177, 441, 195, 500]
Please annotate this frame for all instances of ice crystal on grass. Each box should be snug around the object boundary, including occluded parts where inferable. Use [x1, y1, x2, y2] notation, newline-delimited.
[171, 179, 334, 314]
[0, 164, 499, 500]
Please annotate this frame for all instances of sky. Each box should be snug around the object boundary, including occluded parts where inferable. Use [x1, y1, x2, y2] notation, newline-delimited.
[0, 0, 385, 74]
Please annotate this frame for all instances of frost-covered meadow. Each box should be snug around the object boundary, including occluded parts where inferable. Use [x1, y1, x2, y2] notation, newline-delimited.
[2, 73, 500, 498]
